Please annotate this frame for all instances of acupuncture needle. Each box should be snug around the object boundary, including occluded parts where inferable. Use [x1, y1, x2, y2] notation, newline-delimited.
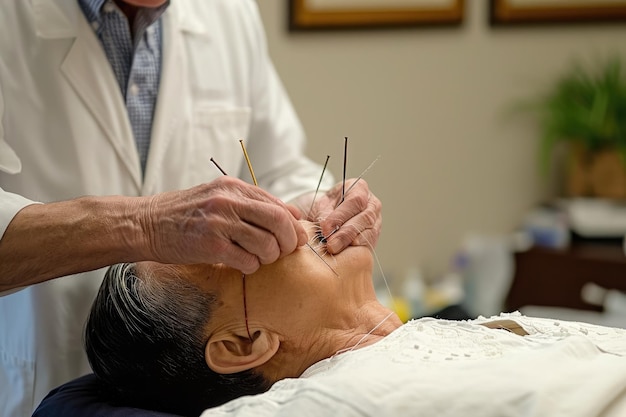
[239, 140, 258, 186]
[336, 136, 348, 208]
[210, 157, 228, 176]
[344, 155, 380, 195]
[307, 154, 331, 220]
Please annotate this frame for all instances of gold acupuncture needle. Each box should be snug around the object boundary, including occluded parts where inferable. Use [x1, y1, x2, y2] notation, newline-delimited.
[239, 140, 258, 186]
[307, 155, 331, 220]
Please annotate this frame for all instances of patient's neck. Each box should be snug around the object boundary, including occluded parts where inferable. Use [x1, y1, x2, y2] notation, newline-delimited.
[316, 269, 403, 360]
[261, 296, 402, 383]
[329, 300, 403, 354]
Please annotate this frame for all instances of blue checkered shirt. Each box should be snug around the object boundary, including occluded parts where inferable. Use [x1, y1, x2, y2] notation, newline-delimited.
[78, 0, 169, 175]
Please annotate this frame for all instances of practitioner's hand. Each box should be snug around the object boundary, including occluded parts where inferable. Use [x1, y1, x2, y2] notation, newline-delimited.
[138, 176, 308, 274]
[312, 179, 382, 254]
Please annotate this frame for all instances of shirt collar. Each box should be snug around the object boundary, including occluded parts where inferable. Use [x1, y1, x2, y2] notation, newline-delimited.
[78, 0, 107, 26]
[78, 0, 170, 35]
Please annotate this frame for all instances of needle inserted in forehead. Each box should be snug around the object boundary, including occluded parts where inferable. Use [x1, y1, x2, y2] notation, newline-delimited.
[239, 140, 258, 186]
[307, 155, 331, 220]
[210, 157, 228, 176]
[305, 242, 339, 277]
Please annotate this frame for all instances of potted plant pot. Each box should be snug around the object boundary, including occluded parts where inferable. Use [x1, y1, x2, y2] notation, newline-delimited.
[567, 144, 626, 199]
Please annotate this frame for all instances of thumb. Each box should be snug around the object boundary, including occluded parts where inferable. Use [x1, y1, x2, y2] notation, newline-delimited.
[286, 204, 307, 247]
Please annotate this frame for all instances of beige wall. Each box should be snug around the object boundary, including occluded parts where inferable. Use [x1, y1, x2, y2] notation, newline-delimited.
[256, 1, 626, 282]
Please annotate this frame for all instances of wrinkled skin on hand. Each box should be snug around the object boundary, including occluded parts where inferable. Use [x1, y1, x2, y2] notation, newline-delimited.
[140, 176, 307, 274]
[309, 179, 382, 254]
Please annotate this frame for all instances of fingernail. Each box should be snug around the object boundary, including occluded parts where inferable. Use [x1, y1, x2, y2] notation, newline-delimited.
[326, 225, 340, 239]
[327, 240, 340, 254]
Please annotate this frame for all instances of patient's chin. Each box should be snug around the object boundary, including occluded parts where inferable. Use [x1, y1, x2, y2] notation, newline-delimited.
[337, 245, 373, 272]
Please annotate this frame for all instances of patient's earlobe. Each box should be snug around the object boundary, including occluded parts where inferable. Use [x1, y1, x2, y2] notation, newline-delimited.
[205, 330, 279, 374]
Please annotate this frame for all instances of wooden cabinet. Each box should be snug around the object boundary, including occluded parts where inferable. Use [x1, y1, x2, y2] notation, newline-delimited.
[506, 242, 626, 312]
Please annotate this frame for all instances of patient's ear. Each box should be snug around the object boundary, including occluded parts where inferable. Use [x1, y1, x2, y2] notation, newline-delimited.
[205, 330, 279, 374]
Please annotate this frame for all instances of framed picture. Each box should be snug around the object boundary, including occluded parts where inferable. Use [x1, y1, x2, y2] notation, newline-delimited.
[490, 0, 626, 25]
[288, 0, 465, 31]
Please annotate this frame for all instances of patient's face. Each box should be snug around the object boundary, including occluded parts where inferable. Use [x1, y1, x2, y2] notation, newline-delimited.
[156, 221, 375, 339]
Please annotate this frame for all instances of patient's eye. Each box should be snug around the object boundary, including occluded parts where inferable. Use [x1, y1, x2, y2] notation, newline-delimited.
[314, 230, 327, 244]
[305, 223, 338, 276]
[305, 222, 328, 250]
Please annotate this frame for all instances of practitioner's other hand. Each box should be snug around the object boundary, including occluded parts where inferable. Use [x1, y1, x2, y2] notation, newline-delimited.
[312, 179, 382, 254]
[138, 176, 307, 274]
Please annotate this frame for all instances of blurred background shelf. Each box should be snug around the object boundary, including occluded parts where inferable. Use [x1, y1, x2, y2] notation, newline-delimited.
[507, 239, 626, 318]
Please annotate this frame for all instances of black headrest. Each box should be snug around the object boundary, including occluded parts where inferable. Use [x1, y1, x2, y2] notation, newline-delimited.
[32, 373, 184, 417]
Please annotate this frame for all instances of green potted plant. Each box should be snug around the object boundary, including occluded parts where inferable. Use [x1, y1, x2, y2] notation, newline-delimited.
[529, 56, 626, 199]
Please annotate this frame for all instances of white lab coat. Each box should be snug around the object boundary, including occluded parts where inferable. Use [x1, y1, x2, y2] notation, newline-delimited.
[0, 1, 331, 415]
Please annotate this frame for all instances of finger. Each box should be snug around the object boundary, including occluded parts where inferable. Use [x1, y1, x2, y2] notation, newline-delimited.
[320, 186, 369, 237]
[238, 181, 297, 211]
[210, 239, 261, 274]
[286, 204, 308, 246]
[352, 212, 382, 248]
[286, 204, 303, 220]
[238, 201, 302, 258]
[232, 221, 282, 265]
[326, 213, 371, 254]
[308, 197, 333, 223]
[307, 181, 343, 222]
[326, 195, 381, 254]
[237, 184, 307, 248]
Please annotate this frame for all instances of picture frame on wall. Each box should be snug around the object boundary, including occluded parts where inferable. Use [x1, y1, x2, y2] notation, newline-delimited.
[490, 0, 626, 25]
[288, 0, 464, 31]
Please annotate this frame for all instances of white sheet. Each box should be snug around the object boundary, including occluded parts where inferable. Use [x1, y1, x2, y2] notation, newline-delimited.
[201, 312, 626, 417]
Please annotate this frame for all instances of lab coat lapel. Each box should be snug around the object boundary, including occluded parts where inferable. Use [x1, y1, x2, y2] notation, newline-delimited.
[142, 4, 208, 194]
[36, 0, 143, 190]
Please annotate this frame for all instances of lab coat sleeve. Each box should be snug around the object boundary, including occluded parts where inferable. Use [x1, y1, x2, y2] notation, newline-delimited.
[0, 77, 39, 238]
[240, 0, 335, 204]
[0, 185, 35, 297]
[0, 187, 38, 241]
[0, 77, 22, 176]
[0, 85, 40, 296]
[0, 189, 30, 295]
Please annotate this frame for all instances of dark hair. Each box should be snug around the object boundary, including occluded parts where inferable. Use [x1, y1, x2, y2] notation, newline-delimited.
[84, 263, 270, 417]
